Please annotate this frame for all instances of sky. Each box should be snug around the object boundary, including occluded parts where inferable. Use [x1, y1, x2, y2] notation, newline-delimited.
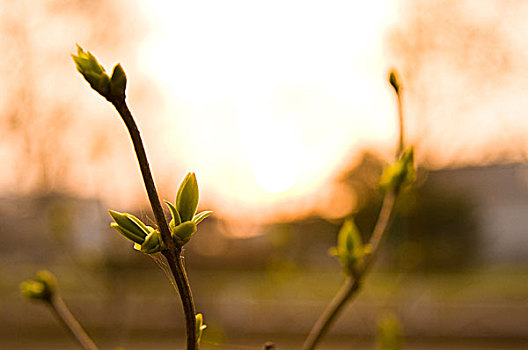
[1, 0, 528, 223]
[134, 0, 401, 220]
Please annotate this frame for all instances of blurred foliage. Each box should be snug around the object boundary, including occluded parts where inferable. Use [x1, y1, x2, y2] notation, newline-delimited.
[20, 270, 57, 302]
[392, 185, 478, 271]
[344, 152, 479, 271]
[376, 313, 403, 350]
[46, 197, 74, 245]
[216, 150, 480, 272]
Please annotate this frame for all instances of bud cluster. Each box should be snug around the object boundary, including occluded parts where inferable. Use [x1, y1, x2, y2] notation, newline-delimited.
[109, 172, 212, 253]
[108, 210, 164, 254]
[164, 172, 213, 246]
[20, 270, 57, 302]
[72, 45, 127, 101]
[329, 219, 371, 276]
[379, 147, 416, 193]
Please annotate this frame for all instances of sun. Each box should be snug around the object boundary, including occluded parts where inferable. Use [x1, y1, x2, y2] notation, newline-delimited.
[252, 147, 299, 193]
[254, 163, 297, 193]
[135, 0, 399, 221]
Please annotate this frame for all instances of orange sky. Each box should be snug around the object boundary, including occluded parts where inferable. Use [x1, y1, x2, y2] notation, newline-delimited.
[133, 0, 400, 221]
[2, 1, 528, 223]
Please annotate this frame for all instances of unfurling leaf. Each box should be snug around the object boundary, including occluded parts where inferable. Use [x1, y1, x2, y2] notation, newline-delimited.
[192, 210, 213, 225]
[176, 172, 199, 222]
[379, 147, 415, 193]
[109, 63, 127, 100]
[332, 219, 369, 275]
[164, 200, 181, 230]
[138, 229, 164, 254]
[172, 221, 197, 246]
[163, 173, 212, 247]
[108, 210, 164, 253]
[72, 45, 111, 97]
[108, 210, 149, 244]
[110, 223, 145, 244]
[195, 313, 207, 345]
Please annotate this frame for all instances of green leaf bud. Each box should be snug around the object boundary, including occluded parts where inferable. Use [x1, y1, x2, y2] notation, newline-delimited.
[195, 313, 207, 345]
[108, 210, 148, 237]
[379, 147, 415, 193]
[20, 281, 47, 300]
[20, 270, 57, 302]
[333, 219, 367, 275]
[172, 221, 197, 246]
[176, 172, 199, 223]
[192, 210, 213, 225]
[109, 63, 127, 100]
[139, 229, 164, 254]
[125, 213, 152, 234]
[389, 69, 401, 94]
[164, 200, 181, 230]
[108, 210, 151, 245]
[376, 313, 403, 350]
[110, 223, 145, 244]
[72, 45, 111, 98]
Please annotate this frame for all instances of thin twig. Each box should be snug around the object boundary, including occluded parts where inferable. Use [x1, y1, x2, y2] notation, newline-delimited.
[48, 295, 98, 350]
[302, 276, 359, 349]
[163, 248, 197, 348]
[302, 71, 406, 350]
[301, 192, 398, 350]
[363, 192, 397, 271]
[110, 98, 198, 349]
[111, 99, 174, 250]
[396, 92, 404, 158]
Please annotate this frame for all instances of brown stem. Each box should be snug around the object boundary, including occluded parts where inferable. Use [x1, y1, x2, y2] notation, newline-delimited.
[303, 74, 406, 349]
[111, 99, 174, 250]
[396, 91, 404, 158]
[163, 249, 198, 349]
[48, 295, 98, 350]
[111, 98, 197, 349]
[362, 192, 397, 271]
[301, 193, 398, 350]
[302, 277, 359, 350]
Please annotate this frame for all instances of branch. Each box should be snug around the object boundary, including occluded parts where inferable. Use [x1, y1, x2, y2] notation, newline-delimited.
[48, 294, 99, 350]
[21, 270, 99, 350]
[111, 99, 174, 250]
[110, 98, 197, 349]
[163, 248, 197, 349]
[302, 192, 397, 350]
[72, 46, 199, 349]
[302, 69, 408, 350]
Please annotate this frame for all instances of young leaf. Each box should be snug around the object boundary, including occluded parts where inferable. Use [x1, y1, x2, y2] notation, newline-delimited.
[126, 213, 152, 234]
[110, 223, 145, 244]
[192, 211, 213, 225]
[164, 200, 181, 229]
[72, 45, 111, 97]
[140, 230, 164, 254]
[172, 221, 197, 246]
[176, 172, 199, 222]
[109, 63, 127, 99]
[379, 147, 415, 193]
[108, 210, 148, 239]
[195, 313, 207, 345]
[335, 218, 365, 274]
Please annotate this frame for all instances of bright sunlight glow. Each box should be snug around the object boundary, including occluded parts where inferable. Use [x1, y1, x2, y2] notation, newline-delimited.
[136, 0, 399, 221]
